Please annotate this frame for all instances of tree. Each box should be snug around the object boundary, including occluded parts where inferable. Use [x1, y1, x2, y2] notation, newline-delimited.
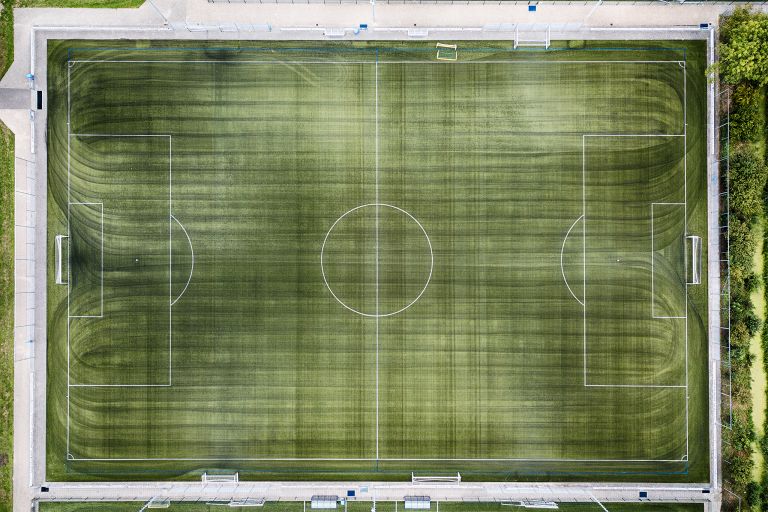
[730, 217, 758, 283]
[730, 148, 767, 221]
[730, 83, 765, 143]
[719, 10, 768, 86]
[747, 480, 763, 508]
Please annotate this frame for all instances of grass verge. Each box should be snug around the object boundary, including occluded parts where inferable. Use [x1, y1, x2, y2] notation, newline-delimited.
[753, 219, 766, 480]
[15, 0, 143, 7]
[0, 0, 13, 79]
[0, 123, 15, 512]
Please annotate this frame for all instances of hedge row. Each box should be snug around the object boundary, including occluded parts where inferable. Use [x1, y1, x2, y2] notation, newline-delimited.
[720, 8, 768, 510]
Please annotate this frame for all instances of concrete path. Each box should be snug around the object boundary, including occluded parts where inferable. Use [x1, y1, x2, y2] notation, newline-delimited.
[0, 89, 30, 109]
[37, 481, 714, 508]
[0, 2, 739, 512]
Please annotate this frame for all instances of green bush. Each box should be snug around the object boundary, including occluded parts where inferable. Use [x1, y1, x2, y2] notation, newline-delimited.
[730, 148, 768, 221]
[730, 217, 759, 283]
[747, 480, 762, 508]
[730, 83, 765, 143]
[718, 8, 768, 86]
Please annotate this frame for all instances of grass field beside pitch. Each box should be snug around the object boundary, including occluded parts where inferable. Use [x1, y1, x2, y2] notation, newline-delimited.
[37, 501, 706, 512]
[46, 40, 709, 482]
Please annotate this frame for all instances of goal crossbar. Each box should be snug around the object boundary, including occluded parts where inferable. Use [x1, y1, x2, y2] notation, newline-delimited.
[436, 42, 458, 61]
[687, 235, 702, 285]
[411, 472, 461, 483]
[55, 234, 68, 285]
[514, 26, 551, 49]
[202, 472, 239, 483]
[502, 501, 559, 510]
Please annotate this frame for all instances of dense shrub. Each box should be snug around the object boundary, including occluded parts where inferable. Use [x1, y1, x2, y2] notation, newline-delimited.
[720, 9, 768, 504]
[730, 217, 759, 283]
[731, 83, 766, 143]
[719, 8, 768, 86]
[731, 148, 768, 221]
[747, 480, 763, 507]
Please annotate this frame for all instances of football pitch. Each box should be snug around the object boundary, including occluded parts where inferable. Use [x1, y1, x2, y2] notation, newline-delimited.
[46, 40, 709, 481]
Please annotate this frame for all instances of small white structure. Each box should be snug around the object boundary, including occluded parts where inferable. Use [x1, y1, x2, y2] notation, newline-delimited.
[311, 496, 339, 509]
[201, 472, 239, 483]
[411, 473, 461, 484]
[404, 496, 431, 510]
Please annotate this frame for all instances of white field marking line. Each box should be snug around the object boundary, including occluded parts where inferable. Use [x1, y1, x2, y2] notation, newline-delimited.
[69, 59, 686, 65]
[650, 202, 687, 320]
[169, 215, 194, 307]
[169, 136, 173, 386]
[66, 456, 689, 462]
[582, 134, 686, 138]
[67, 202, 104, 319]
[70, 383, 172, 388]
[374, 54, 380, 461]
[585, 384, 687, 389]
[683, 60, 690, 461]
[66, 61, 71, 455]
[320, 204, 433, 318]
[582, 136, 587, 387]
[582, 134, 689, 395]
[64, 58, 689, 465]
[72, 133, 170, 137]
[560, 215, 584, 307]
[66, 134, 172, 418]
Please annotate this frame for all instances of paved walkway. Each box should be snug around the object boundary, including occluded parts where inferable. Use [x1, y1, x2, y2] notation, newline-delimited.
[38, 481, 714, 508]
[0, 2, 739, 512]
[0, 89, 29, 109]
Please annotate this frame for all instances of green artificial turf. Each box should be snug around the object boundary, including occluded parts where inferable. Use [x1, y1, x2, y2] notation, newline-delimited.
[45, 40, 709, 482]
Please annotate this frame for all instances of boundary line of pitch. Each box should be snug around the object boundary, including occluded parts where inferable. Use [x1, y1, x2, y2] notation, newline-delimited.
[64, 56, 692, 465]
[67, 59, 686, 65]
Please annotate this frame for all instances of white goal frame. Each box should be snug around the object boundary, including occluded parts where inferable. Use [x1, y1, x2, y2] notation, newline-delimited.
[435, 43, 457, 61]
[514, 25, 550, 49]
[687, 235, 702, 285]
[54, 234, 68, 285]
[412, 472, 461, 484]
[202, 472, 239, 483]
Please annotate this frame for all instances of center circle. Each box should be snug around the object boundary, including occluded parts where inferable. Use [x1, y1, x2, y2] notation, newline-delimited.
[321, 203, 433, 317]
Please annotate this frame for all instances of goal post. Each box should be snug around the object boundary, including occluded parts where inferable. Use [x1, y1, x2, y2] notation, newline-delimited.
[436, 43, 458, 61]
[54, 234, 68, 285]
[514, 25, 551, 49]
[687, 235, 702, 285]
[411, 472, 461, 483]
[227, 498, 265, 507]
[138, 498, 171, 511]
[202, 472, 239, 483]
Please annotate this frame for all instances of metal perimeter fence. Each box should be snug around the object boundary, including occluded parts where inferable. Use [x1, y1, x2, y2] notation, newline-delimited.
[718, 84, 745, 512]
[207, 0, 768, 5]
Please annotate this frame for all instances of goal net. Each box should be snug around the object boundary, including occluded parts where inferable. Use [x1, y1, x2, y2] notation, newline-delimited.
[54, 234, 68, 285]
[687, 235, 702, 285]
[502, 501, 558, 510]
[227, 498, 265, 507]
[412, 472, 461, 483]
[514, 25, 551, 49]
[138, 498, 171, 511]
[436, 43, 458, 61]
[202, 472, 239, 483]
